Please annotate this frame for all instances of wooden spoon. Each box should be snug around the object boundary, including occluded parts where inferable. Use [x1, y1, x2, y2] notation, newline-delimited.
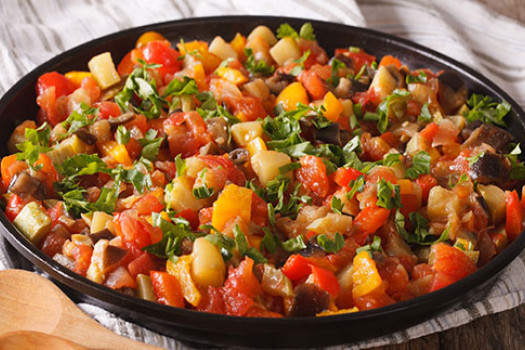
[0, 269, 164, 350]
[0, 331, 89, 350]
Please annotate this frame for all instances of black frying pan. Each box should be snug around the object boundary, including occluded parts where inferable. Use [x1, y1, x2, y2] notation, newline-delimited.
[0, 16, 524, 349]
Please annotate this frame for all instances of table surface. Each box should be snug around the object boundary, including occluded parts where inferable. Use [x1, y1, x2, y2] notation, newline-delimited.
[374, 1, 525, 349]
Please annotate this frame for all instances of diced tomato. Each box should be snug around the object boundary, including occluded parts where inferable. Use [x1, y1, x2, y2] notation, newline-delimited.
[40, 233, 66, 257]
[416, 174, 438, 205]
[79, 76, 101, 102]
[127, 252, 156, 278]
[352, 88, 381, 111]
[309, 264, 340, 297]
[150, 271, 184, 307]
[105, 266, 137, 290]
[332, 167, 365, 188]
[378, 55, 402, 69]
[353, 288, 394, 311]
[197, 286, 226, 314]
[4, 194, 30, 222]
[419, 122, 439, 142]
[70, 244, 93, 276]
[282, 254, 312, 282]
[506, 190, 523, 241]
[225, 257, 261, 298]
[296, 155, 330, 197]
[36, 72, 73, 98]
[224, 95, 267, 121]
[117, 50, 135, 76]
[222, 283, 253, 316]
[377, 257, 409, 300]
[367, 166, 398, 184]
[411, 263, 434, 280]
[298, 69, 328, 100]
[124, 114, 148, 134]
[345, 49, 377, 72]
[47, 202, 65, 224]
[429, 243, 477, 292]
[406, 100, 422, 118]
[133, 194, 164, 216]
[199, 155, 246, 186]
[95, 101, 121, 119]
[199, 207, 213, 226]
[380, 132, 399, 148]
[175, 208, 199, 231]
[245, 306, 283, 318]
[114, 211, 155, 254]
[139, 40, 182, 83]
[164, 112, 211, 158]
[251, 192, 268, 227]
[35, 154, 58, 196]
[1, 154, 29, 189]
[352, 206, 391, 245]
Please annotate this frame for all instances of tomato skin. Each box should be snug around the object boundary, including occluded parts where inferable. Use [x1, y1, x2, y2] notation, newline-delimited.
[199, 155, 246, 186]
[251, 192, 268, 227]
[419, 122, 439, 141]
[282, 254, 312, 282]
[5, 194, 30, 222]
[309, 264, 340, 297]
[296, 155, 330, 197]
[150, 271, 184, 307]
[429, 243, 477, 292]
[139, 40, 182, 82]
[133, 194, 164, 216]
[225, 257, 261, 298]
[416, 174, 438, 205]
[224, 96, 267, 121]
[35, 154, 59, 196]
[70, 244, 93, 276]
[505, 190, 523, 241]
[36, 72, 73, 98]
[332, 167, 364, 188]
[222, 284, 254, 316]
[1, 154, 29, 189]
[114, 211, 153, 252]
[164, 112, 211, 158]
[127, 252, 156, 278]
[95, 101, 121, 119]
[197, 286, 226, 314]
[175, 208, 199, 231]
[352, 206, 391, 245]
[298, 69, 328, 100]
[47, 201, 65, 225]
[117, 50, 135, 76]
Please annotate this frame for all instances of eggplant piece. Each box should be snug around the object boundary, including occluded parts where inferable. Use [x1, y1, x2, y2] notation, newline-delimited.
[299, 119, 351, 147]
[104, 245, 129, 268]
[205, 117, 230, 151]
[199, 142, 220, 156]
[107, 112, 135, 128]
[460, 120, 483, 140]
[289, 284, 330, 317]
[332, 53, 354, 69]
[438, 70, 468, 115]
[75, 128, 97, 145]
[228, 148, 250, 165]
[8, 171, 45, 199]
[461, 123, 513, 153]
[265, 72, 295, 95]
[334, 77, 353, 98]
[88, 228, 114, 244]
[469, 152, 510, 184]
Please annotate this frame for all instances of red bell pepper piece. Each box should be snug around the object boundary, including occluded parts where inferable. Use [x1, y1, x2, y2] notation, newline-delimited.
[309, 264, 340, 297]
[416, 174, 438, 205]
[419, 122, 439, 141]
[150, 271, 184, 307]
[281, 254, 312, 282]
[332, 167, 364, 188]
[506, 190, 523, 241]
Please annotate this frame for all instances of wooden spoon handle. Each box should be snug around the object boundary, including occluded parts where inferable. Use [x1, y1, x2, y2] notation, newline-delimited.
[0, 331, 90, 350]
[0, 270, 164, 350]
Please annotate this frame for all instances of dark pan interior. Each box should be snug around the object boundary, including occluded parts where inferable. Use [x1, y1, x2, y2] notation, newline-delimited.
[0, 16, 524, 349]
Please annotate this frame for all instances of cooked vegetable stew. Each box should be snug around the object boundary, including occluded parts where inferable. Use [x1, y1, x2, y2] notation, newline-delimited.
[2, 22, 524, 317]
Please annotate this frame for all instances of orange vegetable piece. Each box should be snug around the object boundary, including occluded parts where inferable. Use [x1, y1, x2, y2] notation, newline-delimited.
[166, 257, 202, 307]
[212, 184, 252, 231]
[378, 55, 402, 69]
[215, 67, 248, 86]
[65, 71, 93, 89]
[135, 31, 167, 48]
[230, 33, 247, 61]
[322, 91, 343, 122]
[177, 40, 209, 55]
[99, 140, 133, 166]
[150, 271, 184, 307]
[352, 251, 384, 298]
[275, 82, 309, 111]
[506, 190, 523, 241]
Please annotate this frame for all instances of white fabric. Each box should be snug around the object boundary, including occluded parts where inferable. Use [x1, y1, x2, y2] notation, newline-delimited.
[1, 0, 525, 348]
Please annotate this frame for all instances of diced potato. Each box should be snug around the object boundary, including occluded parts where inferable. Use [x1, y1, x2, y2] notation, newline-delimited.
[427, 186, 459, 220]
[71, 234, 93, 247]
[250, 150, 291, 185]
[340, 99, 354, 118]
[47, 135, 93, 164]
[269, 37, 301, 66]
[405, 133, 430, 156]
[91, 211, 114, 233]
[185, 156, 207, 178]
[13, 201, 51, 244]
[136, 274, 156, 301]
[477, 185, 506, 225]
[230, 121, 263, 147]
[369, 66, 398, 100]
[88, 52, 121, 89]
[246, 137, 267, 156]
[306, 213, 353, 235]
[165, 176, 208, 212]
[247, 25, 278, 45]
[86, 239, 109, 284]
[209, 36, 238, 61]
[191, 237, 226, 288]
[408, 82, 435, 107]
[243, 79, 270, 100]
[245, 36, 273, 65]
[336, 262, 354, 308]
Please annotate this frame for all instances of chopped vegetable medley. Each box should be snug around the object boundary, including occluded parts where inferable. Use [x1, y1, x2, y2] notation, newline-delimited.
[3, 22, 525, 317]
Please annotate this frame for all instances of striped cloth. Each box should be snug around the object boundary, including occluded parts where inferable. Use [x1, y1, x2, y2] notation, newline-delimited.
[1, 0, 525, 348]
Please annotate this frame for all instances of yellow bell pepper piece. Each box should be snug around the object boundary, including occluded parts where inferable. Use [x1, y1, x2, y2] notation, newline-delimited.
[135, 31, 167, 48]
[212, 184, 252, 231]
[65, 71, 93, 89]
[247, 137, 267, 156]
[352, 251, 383, 298]
[397, 179, 413, 195]
[322, 91, 343, 122]
[177, 40, 209, 55]
[275, 82, 309, 111]
[230, 33, 247, 61]
[216, 67, 248, 86]
[166, 257, 201, 307]
[99, 141, 132, 166]
[190, 62, 207, 91]
[316, 307, 359, 317]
